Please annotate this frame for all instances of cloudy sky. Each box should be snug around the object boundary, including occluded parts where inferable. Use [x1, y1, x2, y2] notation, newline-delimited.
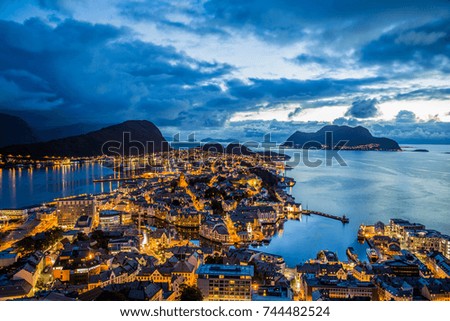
[0, 0, 449, 143]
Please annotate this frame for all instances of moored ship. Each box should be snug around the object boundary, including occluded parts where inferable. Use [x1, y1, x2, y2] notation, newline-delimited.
[346, 247, 359, 263]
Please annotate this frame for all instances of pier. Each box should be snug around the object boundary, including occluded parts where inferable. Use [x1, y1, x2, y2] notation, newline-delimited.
[302, 210, 349, 223]
[93, 177, 138, 183]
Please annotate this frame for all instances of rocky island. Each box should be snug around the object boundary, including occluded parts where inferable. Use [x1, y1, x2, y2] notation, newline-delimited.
[282, 125, 401, 151]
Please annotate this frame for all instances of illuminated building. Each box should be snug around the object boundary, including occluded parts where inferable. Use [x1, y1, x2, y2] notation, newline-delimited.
[0, 208, 28, 221]
[196, 264, 254, 301]
[56, 196, 96, 228]
[98, 210, 121, 230]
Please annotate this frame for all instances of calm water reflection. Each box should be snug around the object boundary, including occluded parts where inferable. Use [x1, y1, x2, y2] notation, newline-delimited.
[255, 144, 450, 266]
[0, 163, 117, 208]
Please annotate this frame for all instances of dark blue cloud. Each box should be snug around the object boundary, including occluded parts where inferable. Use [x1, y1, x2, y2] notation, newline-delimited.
[37, 0, 70, 13]
[396, 110, 417, 123]
[330, 117, 450, 144]
[201, 0, 449, 44]
[288, 107, 302, 119]
[292, 54, 328, 65]
[345, 99, 380, 118]
[369, 121, 450, 144]
[393, 88, 450, 101]
[227, 77, 384, 101]
[118, 0, 229, 38]
[0, 17, 235, 128]
[359, 18, 450, 72]
[333, 117, 360, 127]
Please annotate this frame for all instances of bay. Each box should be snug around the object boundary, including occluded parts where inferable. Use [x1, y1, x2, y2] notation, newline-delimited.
[256, 144, 450, 266]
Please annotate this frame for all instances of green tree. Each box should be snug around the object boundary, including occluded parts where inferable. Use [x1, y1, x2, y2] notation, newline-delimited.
[16, 236, 35, 253]
[179, 285, 203, 301]
[91, 230, 109, 250]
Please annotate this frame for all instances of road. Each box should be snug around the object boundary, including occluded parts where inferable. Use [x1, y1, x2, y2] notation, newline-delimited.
[0, 213, 56, 251]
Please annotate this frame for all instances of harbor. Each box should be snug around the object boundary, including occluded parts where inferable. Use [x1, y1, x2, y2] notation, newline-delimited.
[302, 209, 349, 223]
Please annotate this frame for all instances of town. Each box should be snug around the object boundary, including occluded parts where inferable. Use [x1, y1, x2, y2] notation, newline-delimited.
[1, 149, 450, 301]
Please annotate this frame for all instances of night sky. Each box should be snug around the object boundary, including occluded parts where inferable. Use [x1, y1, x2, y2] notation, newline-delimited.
[0, 1, 449, 143]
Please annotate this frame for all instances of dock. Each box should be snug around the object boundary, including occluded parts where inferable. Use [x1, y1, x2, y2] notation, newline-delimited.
[93, 177, 138, 183]
[302, 210, 349, 223]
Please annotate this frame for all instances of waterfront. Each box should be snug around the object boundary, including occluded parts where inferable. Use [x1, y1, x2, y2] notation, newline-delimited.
[0, 163, 117, 208]
[1, 144, 450, 268]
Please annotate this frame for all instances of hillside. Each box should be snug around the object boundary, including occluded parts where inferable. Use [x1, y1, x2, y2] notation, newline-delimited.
[0, 120, 170, 158]
[0, 113, 36, 148]
[282, 125, 401, 151]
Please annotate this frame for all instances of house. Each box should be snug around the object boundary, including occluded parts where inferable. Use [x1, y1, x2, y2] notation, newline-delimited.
[0, 279, 33, 301]
[420, 278, 450, 301]
[13, 263, 39, 287]
[148, 228, 171, 248]
[172, 261, 197, 286]
[12, 251, 45, 287]
[87, 262, 139, 291]
[108, 237, 139, 254]
[0, 250, 18, 267]
[426, 252, 450, 278]
[199, 217, 231, 244]
[301, 275, 376, 301]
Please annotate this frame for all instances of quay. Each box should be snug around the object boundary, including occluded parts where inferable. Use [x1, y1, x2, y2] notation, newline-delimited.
[302, 210, 349, 224]
[93, 177, 138, 183]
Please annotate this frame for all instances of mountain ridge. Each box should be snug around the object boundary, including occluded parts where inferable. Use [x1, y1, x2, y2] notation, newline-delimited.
[0, 120, 170, 158]
[282, 125, 401, 151]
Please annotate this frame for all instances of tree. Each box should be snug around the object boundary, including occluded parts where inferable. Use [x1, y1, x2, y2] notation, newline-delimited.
[205, 254, 223, 264]
[76, 232, 89, 241]
[179, 285, 203, 301]
[91, 230, 109, 250]
[16, 236, 35, 253]
[210, 199, 224, 215]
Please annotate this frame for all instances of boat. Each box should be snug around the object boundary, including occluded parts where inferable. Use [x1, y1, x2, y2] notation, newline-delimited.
[346, 247, 359, 262]
[357, 226, 365, 242]
[366, 248, 379, 263]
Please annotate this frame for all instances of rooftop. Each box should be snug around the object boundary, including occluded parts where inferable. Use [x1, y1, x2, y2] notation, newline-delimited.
[196, 264, 254, 277]
[100, 210, 122, 217]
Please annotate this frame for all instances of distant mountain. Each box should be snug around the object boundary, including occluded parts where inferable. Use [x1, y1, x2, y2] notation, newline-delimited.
[201, 137, 239, 143]
[0, 113, 36, 148]
[225, 143, 255, 156]
[202, 142, 290, 160]
[282, 125, 401, 151]
[0, 120, 170, 158]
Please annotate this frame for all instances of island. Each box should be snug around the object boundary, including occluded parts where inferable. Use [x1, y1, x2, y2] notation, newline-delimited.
[282, 125, 401, 151]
